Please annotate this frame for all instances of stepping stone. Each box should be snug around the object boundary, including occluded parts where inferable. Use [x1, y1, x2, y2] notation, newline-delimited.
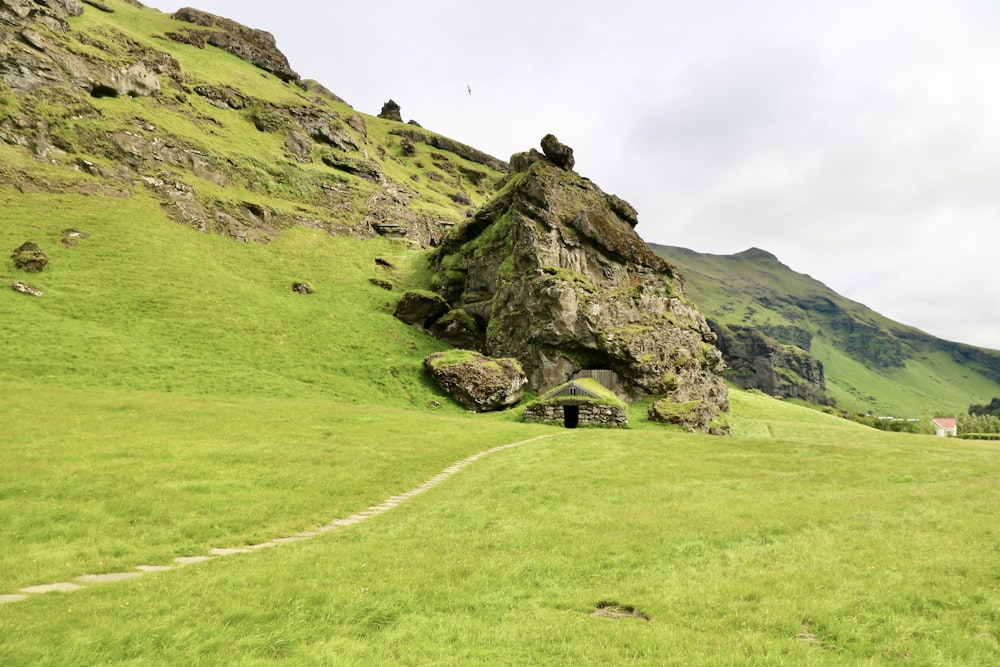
[174, 556, 214, 565]
[271, 536, 304, 544]
[21, 582, 82, 594]
[331, 518, 361, 527]
[77, 572, 143, 584]
[210, 548, 252, 556]
[0, 594, 28, 604]
[247, 542, 279, 550]
[297, 531, 318, 538]
[136, 565, 173, 573]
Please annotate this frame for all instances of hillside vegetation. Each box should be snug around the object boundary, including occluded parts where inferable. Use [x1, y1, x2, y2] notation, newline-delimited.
[2, 3, 999, 665]
[652, 245, 1000, 416]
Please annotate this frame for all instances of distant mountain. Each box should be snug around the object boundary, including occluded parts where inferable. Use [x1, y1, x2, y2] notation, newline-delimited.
[651, 245, 1000, 416]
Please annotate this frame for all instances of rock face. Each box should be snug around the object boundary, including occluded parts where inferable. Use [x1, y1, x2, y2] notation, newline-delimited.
[711, 322, 830, 404]
[429, 137, 729, 429]
[170, 8, 299, 83]
[424, 351, 527, 412]
[11, 241, 48, 272]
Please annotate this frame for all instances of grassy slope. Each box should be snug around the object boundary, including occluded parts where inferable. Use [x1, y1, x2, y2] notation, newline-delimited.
[653, 245, 1000, 416]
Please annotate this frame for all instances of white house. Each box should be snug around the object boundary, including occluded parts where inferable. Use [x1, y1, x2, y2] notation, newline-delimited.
[932, 417, 957, 437]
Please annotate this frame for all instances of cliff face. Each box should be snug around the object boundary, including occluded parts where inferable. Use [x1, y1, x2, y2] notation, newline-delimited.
[430, 138, 729, 429]
[711, 322, 829, 405]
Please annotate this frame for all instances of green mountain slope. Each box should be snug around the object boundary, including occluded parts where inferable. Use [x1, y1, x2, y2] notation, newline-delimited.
[651, 245, 1000, 416]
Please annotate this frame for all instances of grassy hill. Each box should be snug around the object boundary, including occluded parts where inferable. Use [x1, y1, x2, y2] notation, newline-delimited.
[2, 3, 1000, 665]
[652, 245, 1000, 417]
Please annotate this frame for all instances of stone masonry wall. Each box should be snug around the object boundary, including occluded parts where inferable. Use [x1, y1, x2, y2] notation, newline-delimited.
[523, 403, 629, 428]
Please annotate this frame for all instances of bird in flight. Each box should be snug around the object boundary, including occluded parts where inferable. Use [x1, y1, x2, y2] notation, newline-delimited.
[467, 84, 472, 96]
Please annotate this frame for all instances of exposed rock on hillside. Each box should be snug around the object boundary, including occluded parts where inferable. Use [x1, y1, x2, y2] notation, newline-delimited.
[11, 240, 48, 271]
[424, 350, 527, 412]
[169, 7, 299, 82]
[540, 133, 574, 170]
[711, 322, 829, 405]
[429, 137, 729, 429]
[11, 280, 42, 296]
[0, 3, 508, 249]
[378, 99, 402, 122]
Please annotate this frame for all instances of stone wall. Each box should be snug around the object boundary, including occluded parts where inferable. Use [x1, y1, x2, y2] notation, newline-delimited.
[523, 402, 629, 428]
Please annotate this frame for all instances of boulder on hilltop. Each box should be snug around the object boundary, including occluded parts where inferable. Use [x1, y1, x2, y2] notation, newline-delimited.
[378, 99, 403, 122]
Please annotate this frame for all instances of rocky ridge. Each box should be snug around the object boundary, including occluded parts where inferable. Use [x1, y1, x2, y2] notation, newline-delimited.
[0, 0, 506, 248]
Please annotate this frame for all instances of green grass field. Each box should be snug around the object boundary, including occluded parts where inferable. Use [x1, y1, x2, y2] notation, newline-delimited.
[3, 194, 1000, 664]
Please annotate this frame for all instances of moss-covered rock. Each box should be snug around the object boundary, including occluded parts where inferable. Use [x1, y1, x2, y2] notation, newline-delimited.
[424, 350, 527, 412]
[11, 241, 48, 272]
[428, 137, 728, 430]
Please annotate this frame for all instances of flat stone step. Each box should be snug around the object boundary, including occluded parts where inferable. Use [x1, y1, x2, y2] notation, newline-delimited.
[210, 548, 252, 556]
[76, 572, 144, 584]
[0, 594, 28, 604]
[21, 582, 83, 594]
[174, 556, 214, 565]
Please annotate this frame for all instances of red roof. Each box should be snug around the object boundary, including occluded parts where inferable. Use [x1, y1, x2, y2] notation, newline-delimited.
[932, 418, 957, 429]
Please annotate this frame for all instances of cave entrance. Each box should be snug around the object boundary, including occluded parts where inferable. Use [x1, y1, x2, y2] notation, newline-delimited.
[563, 405, 579, 429]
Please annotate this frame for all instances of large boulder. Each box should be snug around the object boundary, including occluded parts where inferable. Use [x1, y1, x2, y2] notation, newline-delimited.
[424, 350, 527, 412]
[394, 291, 450, 329]
[540, 133, 575, 171]
[11, 241, 48, 272]
[429, 138, 729, 430]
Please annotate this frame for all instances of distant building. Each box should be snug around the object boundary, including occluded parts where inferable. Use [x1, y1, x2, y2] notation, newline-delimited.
[931, 418, 957, 437]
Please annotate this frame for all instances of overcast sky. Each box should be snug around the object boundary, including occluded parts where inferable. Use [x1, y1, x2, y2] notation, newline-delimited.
[146, 1, 1000, 350]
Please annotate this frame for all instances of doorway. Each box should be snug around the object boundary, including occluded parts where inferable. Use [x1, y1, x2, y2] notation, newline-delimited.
[563, 405, 579, 429]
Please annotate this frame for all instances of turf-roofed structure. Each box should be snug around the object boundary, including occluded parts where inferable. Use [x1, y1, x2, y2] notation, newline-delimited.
[523, 378, 628, 428]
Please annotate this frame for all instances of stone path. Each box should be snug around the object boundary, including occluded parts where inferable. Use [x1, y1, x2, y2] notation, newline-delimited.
[1, 433, 560, 606]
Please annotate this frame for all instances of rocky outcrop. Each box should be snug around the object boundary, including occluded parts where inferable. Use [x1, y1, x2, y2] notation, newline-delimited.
[169, 8, 299, 82]
[540, 133, 574, 170]
[378, 99, 402, 122]
[0, 0, 81, 32]
[11, 280, 42, 296]
[11, 241, 47, 271]
[424, 350, 527, 412]
[711, 322, 829, 404]
[390, 128, 509, 173]
[429, 137, 728, 429]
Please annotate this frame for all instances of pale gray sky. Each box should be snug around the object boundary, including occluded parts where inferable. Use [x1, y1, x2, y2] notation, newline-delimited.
[145, 1, 1000, 349]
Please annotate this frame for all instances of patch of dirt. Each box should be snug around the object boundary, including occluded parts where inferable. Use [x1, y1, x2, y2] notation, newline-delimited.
[590, 600, 650, 621]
